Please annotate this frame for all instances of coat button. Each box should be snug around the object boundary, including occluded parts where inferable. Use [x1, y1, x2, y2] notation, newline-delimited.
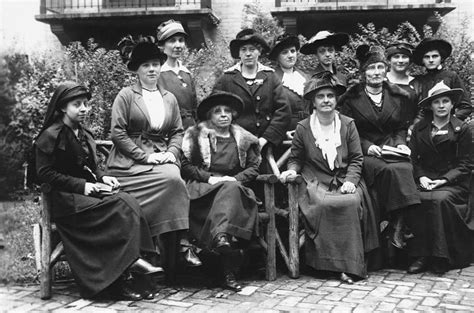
[256, 122, 260, 127]
[255, 108, 260, 114]
[266, 115, 271, 121]
[256, 96, 261, 101]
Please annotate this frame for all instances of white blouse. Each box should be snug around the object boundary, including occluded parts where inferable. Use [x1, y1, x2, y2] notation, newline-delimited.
[142, 89, 165, 130]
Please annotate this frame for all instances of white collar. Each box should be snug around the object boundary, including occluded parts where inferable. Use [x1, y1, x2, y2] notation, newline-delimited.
[224, 62, 274, 73]
[281, 70, 306, 96]
[161, 60, 191, 74]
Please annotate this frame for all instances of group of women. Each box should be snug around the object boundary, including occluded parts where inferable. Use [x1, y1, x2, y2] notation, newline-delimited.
[32, 20, 473, 301]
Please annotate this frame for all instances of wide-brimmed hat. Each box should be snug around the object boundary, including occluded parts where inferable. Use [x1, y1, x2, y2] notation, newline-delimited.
[418, 81, 463, 108]
[268, 33, 300, 61]
[127, 41, 167, 71]
[303, 71, 347, 101]
[356, 44, 387, 70]
[229, 29, 270, 59]
[156, 19, 188, 43]
[413, 38, 452, 66]
[197, 90, 244, 121]
[300, 31, 349, 55]
[386, 41, 414, 59]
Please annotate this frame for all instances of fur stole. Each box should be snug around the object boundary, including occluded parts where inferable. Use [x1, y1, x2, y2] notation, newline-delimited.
[182, 121, 261, 170]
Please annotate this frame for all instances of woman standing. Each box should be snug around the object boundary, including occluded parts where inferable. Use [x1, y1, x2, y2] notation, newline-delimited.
[213, 28, 290, 151]
[268, 33, 310, 136]
[406, 82, 473, 274]
[157, 19, 197, 129]
[106, 40, 190, 283]
[280, 72, 378, 283]
[34, 82, 162, 300]
[411, 38, 472, 121]
[338, 45, 421, 249]
[181, 91, 261, 291]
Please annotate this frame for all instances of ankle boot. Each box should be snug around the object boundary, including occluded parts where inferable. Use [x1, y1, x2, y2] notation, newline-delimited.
[129, 258, 164, 275]
[390, 215, 406, 249]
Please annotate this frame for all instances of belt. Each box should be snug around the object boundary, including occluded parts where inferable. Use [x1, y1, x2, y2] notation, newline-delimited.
[128, 131, 168, 142]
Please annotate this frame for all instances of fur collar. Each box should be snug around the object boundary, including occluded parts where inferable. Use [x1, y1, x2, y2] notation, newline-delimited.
[182, 121, 261, 170]
[343, 81, 410, 99]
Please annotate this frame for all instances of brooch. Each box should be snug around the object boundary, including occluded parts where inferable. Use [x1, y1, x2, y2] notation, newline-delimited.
[255, 79, 264, 86]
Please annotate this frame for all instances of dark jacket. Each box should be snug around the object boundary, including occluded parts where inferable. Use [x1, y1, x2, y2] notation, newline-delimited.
[106, 82, 184, 176]
[213, 63, 291, 146]
[287, 114, 363, 188]
[338, 81, 412, 154]
[409, 116, 472, 191]
[35, 120, 104, 218]
[411, 69, 473, 121]
[274, 66, 310, 130]
[181, 121, 261, 184]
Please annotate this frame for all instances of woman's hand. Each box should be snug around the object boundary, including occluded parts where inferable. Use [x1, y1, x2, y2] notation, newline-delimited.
[147, 153, 162, 164]
[419, 176, 433, 190]
[429, 179, 448, 190]
[280, 170, 297, 183]
[147, 152, 176, 164]
[102, 176, 120, 189]
[159, 152, 176, 163]
[340, 181, 356, 194]
[84, 182, 100, 196]
[367, 145, 382, 157]
[396, 144, 411, 155]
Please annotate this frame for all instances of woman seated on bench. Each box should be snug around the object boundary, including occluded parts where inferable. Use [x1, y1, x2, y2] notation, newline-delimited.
[280, 72, 378, 284]
[406, 82, 473, 274]
[181, 91, 261, 291]
[34, 82, 162, 300]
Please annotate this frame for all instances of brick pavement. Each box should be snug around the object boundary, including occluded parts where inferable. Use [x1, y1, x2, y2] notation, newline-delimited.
[1, 265, 474, 312]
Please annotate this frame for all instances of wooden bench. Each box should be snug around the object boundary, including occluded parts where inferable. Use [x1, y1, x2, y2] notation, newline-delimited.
[33, 140, 280, 299]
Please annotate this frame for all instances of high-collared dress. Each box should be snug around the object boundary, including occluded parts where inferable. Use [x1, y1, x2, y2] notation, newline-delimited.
[407, 116, 473, 268]
[158, 60, 197, 129]
[274, 66, 310, 131]
[35, 120, 156, 298]
[106, 82, 189, 237]
[338, 82, 421, 218]
[181, 122, 261, 248]
[213, 62, 291, 147]
[287, 114, 379, 278]
[410, 68, 473, 121]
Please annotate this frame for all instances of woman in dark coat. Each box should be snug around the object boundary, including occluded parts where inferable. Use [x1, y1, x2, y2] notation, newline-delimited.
[157, 19, 197, 129]
[280, 72, 379, 283]
[181, 91, 261, 291]
[338, 45, 421, 249]
[106, 39, 190, 283]
[213, 28, 290, 151]
[268, 33, 310, 135]
[34, 82, 162, 300]
[406, 82, 473, 274]
[410, 38, 472, 121]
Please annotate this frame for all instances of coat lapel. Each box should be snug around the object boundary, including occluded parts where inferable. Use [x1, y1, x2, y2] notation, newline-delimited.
[418, 120, 438, 153]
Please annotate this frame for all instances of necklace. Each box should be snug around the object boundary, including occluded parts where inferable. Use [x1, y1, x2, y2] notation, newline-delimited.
[142, 86, 158, 92]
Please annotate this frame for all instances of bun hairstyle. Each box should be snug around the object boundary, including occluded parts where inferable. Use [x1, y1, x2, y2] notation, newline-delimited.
[117, 35, 157, 66]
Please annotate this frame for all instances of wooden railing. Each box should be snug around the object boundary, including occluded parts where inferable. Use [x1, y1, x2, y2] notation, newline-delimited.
[40, 0, 210, 14]
[275, 0, 451, 8]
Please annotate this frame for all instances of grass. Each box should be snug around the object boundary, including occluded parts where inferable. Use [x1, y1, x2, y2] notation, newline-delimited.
[0, 197, 41, 284]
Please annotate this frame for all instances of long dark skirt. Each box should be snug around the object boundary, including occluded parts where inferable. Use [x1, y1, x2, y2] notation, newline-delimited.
[363, 156, 420, 216]
[298, 180, 368, 278]
[54, 192, 155, 298]
[406, 185, 473, 268]
[116, 164, 189, 236]
[187, 181, 258, 249]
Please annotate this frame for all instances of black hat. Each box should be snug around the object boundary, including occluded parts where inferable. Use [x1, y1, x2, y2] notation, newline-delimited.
[268, 33, 300, 61]
[413, 38, 452, 66]
[303, 71, 346, 101]
[156, 19, 188, 44]
[386, 41, 414, 59]
[418, 81, 463, 108]
[300, 31, 349, 55]
[229, 29, 270, 59]
[356, 45, 387, 70]
[197, 91, 244, 121]
[127, 42, 167, 71]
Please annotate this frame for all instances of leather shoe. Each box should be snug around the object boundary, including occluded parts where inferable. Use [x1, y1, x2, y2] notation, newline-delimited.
[213, 233, 232, 255]
[407, 257, 429, 274]
[112, 283, 143, 301]
[339, 272, 354, 284]
[140, 288, 157, 300]
[431, 258, 448, 275]
[222, 272, 242, 291]
[184, 248, 202, 267]
[129, 258, 164, 275]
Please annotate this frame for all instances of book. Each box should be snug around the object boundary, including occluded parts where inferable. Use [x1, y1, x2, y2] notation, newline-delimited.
[381, 145, 410, 156]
